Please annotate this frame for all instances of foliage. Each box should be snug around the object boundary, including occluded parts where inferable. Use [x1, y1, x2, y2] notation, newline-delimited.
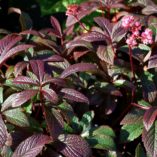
[0, 0, 157, 156]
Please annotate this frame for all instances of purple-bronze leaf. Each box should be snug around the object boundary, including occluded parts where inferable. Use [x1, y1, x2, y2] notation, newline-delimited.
[58, 134, 91, 157]
[61, 88, 89, 104]
[81, 31, 107, 42]
[13, 76, 38, 85]
[14, 61, 27, 77]
[148, 55, 157, 69]
[42, 88, 58, 104]
[60, 63, 97, 78]
[94, 17, 113, 37]
[44, 107, 64, 140]
[0, 44, 33, 67]
[12, 134, 51, 157]
[42, 76, 66, 87]
[50, 16, 62, 38]
[0, 34, 22, 55]
[1, 90, 38, 111]
[0, 115, 9, 148]
[143, 106, 157, 131]
[30, 60, 45, 83]
[43, 55, 64, 62]
[97, 45, 115, 65]
[142, 120, 157, 157]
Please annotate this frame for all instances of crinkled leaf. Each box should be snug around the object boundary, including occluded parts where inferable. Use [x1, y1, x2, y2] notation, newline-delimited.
[61, 88, 89, 104]
[13, 76, 38, 85]
[87, 134, 116, 150]
[14, 61, 27, 77]
[135, 143, 147, 157]
[148, 55, 157, 69]
[60, 63, 97, 78]
[143, 106, 157, 131]
[80, 111, 94, 133]
[44, 107, 64, 140]
[50, 16, 62, 38]
[0, 115, 8, 148]
[0, 34, 22, 55]
[3, 108, 30, 127]
[121, 108, 144, 125]
[0, 44, 33, 67]
[30, 60, 45, 83]
[142, 120, 157, 157]
[120, 123, 144, 143]
[58, 134, 91, 157]
[91, 126, 116, 138]
[140, 71, 157, 103]
[97, 45, 115, 65]
[12, 134, 51, 157]
[1, 90, 38, 111]
[94, 17, 112, 38]
[42, 88, 58, 104]
[81, 31, 107, 42]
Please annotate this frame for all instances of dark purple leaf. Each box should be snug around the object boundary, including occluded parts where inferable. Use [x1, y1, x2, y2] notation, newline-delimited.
[12, 134, 51, 157]
[13, 76, 38, 85]
[97, 45, 115, 65]
[142, 4, 157, 15]
[94, 17, 113, 37]
[148, 55, 157, 69]
[61, 88, 89, 104]
[20, 30, 45, 38]
[0, 34, 22, 55]
[111, 21, 126, 42]
[141, 73, 157, 103]
[50, 16, 62, 38]
[0, 115, 9, 148]
[81, 31, 107, 42]
[66, 40, 93, 51]
[0, 44, 33, 67]
[14, 61, 28, 77]
[142, 120, 157, 157]
[60, 63, 97, 78]
[43, 55, 64, 62]
[42, 88, 58, 104]
[99, 0, 127, 9]
[1, 90, 38, 111]
[42, 76, 66, 87]
[44, 107, 64, 140]
[58, 134, 91, 157]
[30, 60, 45, 83]
[73, 50, 89, 60]
[143, 106, 157, 131]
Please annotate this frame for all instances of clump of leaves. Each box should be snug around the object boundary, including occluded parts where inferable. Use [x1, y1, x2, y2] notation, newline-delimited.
[1, 0, 157, 156]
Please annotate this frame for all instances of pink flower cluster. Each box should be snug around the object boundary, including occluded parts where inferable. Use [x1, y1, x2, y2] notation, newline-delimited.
[66, 4, 79, 16]
[122, 15, 153, 47]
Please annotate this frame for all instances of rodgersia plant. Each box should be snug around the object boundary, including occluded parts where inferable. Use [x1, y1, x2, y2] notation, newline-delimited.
[0, 0, 157, 157]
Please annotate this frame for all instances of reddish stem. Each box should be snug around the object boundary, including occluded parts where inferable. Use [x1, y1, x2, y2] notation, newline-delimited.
[129, 46, 135, 81]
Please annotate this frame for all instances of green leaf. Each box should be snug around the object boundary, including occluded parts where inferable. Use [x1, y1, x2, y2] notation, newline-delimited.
[86, 134, 116, 150]
[87, 125, 116, 150]
[92, 126, 116, 138]
[135, 143, 147, 157]
[80, 111, 94, 133]
[3, 108, 30, 127]
[120, 123, 144, 143]
[0, 87, 3, 104]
